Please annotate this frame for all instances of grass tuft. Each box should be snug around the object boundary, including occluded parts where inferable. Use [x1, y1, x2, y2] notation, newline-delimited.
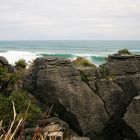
[73, 57, 96, 67]
[118, 49, 131, 55]
[15, 59, 27, 69]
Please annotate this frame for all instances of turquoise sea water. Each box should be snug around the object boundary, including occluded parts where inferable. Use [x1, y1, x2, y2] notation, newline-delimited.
[0, 40, 140, 65]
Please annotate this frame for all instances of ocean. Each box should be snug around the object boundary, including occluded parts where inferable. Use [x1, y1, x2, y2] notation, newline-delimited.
[0, 40, 140, 66]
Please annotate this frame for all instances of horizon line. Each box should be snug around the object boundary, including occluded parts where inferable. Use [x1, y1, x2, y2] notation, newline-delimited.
[0, 39, 140, 41]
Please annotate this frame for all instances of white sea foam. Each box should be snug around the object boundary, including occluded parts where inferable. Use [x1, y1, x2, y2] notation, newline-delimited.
[0, 51, 39, 65]
[0, 51, 107, 66]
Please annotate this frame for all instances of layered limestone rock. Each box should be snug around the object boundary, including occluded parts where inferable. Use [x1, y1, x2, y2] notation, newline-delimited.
[103, 55, 140, 76]
[97, 55, 140, 140]
[24, 58, 109, 139]
[77, 67, 97, 91]
[23, 54, 140, 140]
[97, 55, 140, 116]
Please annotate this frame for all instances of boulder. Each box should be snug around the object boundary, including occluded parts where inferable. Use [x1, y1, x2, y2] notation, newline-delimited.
[24, 57, 109, 139]
[23, 55, 140, 140]
[0, 56, 9, 65]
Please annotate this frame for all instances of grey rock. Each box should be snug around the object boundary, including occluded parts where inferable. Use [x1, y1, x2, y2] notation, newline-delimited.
[0, 56, 9, 65]
[77, 66, 97, 91]
[100, 55, 140, 77]
[97, 55, 140, 140]
[124, 95, 140, 138]
[22, 117, 75, 140]
[97, 79, 126, 116]
[23, 55, 140, 140]
[108, 54, 140, 61]
[97, 54, 140, 116]
[24, 57, 109, 139]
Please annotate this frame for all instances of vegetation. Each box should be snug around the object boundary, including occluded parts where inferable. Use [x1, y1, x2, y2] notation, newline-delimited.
[73, 57, 96, 67]
[0, 91, 42, 128]
[0, 58, 62, 139]
[0, 102, 55, 140]
[15, 59, 27, 69]
[0, 101, 23, 140]
[0, 65, 25, 95]
[118, 49, 131, 55]
[0, 59, 42, 129]
[0, 66, 9, 83]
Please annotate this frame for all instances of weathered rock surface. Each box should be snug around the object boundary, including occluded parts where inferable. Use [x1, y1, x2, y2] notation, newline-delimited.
[24, 57, 109, 139]
[21, 117, 77, 140]
[23, 54, 140, 140]
[124, 95, 140, 138]
[96, 55, 140, 140]
[97, 55, 140, 116]
[97, 79, 126, 116]
[77, 67, 97, 91]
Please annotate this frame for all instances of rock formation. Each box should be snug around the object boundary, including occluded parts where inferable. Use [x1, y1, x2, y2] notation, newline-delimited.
[24, 57, 109, 139]
[24, 54, 140, 140]
[97, 55, 140, 140]
[1, 54, 140, 140]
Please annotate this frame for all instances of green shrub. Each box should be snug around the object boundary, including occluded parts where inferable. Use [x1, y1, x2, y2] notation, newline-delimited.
[15, 59, 27, 69]
[10, 91, 42, 120]
[0, 66, 10, 83]
[73, 57, 96, 67]
[118, 49, 131, 55]
[0, 91, 42, 128]
[8, 70, 24, 84]
[0, 65, 25, 94]
[0, 66, 7, 74]
[0, 93, 13, 127]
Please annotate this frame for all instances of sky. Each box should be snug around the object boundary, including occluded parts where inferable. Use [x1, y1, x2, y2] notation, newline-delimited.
[0, 0, 140, 40]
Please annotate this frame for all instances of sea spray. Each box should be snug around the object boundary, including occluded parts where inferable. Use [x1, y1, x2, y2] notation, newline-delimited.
[0, 51, 39, 65]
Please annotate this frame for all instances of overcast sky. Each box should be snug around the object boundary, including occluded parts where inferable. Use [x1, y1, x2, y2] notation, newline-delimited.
[0, 0, 140, 40]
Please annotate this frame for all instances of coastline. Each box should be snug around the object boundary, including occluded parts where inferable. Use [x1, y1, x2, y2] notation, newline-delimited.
[0, 40, 140, 66]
